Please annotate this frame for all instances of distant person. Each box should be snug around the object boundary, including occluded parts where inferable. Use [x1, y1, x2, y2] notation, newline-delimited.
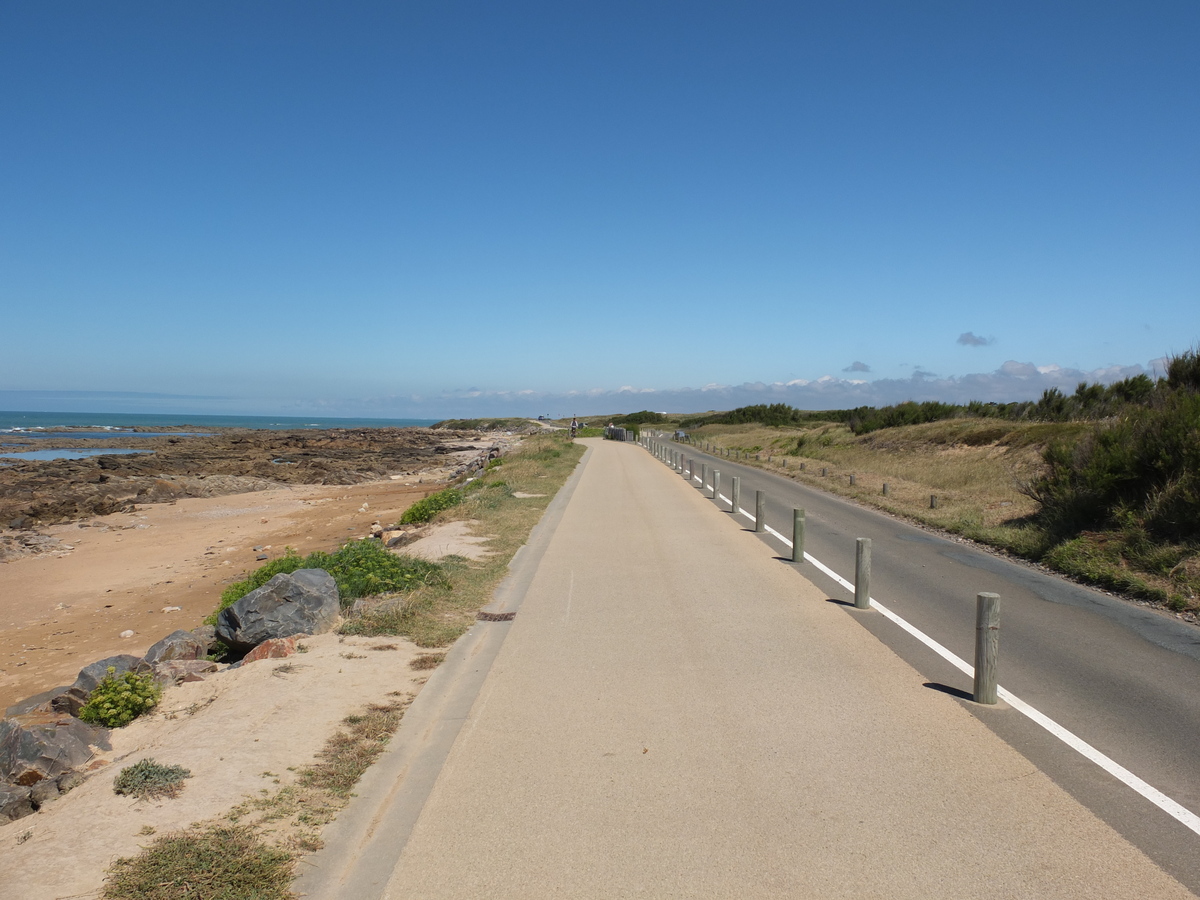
[570, 416, 579, 438]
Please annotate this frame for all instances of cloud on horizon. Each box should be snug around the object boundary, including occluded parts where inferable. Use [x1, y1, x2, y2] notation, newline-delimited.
[842, 361, 871, 373]
[0, 358, 1158, 420]
[336, 358, 1156, 417]
[957, 332, 994, 347]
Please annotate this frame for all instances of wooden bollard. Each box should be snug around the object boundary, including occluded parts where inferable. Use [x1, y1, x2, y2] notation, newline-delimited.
[930, 495, 939, 509]
[849, 474, 856, 486]
[974, 592, 1000, 704]
[731, 476, 741, 514]
[792, 509, 805, 563]
[854, 538, 871, 609]
[700, 463, 707, 488]
[882, 483, 890, 496]
[821, 467, 827, 477]
[755, 490, 766, 533]
[712, 470, 721, 499]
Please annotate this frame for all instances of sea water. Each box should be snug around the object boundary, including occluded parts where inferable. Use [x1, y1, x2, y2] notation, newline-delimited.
[0, 411, 440, 432]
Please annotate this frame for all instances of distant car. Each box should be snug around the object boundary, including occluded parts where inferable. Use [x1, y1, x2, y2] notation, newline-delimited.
[674, 430, 688, 440]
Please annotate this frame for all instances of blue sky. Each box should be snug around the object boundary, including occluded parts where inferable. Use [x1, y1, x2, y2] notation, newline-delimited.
[2, 1, 1197, 418]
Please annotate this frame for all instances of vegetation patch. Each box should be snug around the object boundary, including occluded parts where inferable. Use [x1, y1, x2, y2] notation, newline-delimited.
[677, 346, 1200, 613]
[398, 485, 463, 524]
[206, 540, 447, 623]
[339, 432, 584, 646]
[103, 697, 412, 899]
[102, 824, 294, 900]
[113, 758, 192, 800]
[79, 668, 162, 728]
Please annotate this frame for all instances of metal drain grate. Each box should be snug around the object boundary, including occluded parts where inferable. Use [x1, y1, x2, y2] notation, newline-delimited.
[476, 610, 516, 621]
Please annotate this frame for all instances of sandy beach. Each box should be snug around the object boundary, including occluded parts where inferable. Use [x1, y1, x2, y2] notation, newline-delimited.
[0, 478, 436, 714]
[0, 427, 506, 714]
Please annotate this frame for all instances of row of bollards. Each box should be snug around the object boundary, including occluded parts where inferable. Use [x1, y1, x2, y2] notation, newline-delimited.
[645, 433, 999, 704]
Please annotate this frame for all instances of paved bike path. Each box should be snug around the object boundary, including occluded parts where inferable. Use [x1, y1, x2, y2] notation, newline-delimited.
[302, 438, 1193, 899]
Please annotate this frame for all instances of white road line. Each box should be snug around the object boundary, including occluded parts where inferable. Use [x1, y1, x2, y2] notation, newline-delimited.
[669, 447, 1200, 837]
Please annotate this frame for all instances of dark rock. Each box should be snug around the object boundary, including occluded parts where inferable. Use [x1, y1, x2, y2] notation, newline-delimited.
[189, 624, 218, 654]
[30, 777, 60, 808]
[5, 686, 71, 718]
[0, 712, 108, 786]
[142, 630, 206, 666]
[0, 782, 33, 822]
[56, 771, 86, 794]
[215, 569, 339, 653]
[72, 655, 142, 696]
[149, 659, 220, 685]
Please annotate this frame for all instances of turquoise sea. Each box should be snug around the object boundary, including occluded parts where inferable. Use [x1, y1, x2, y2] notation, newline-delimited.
[0, 410, 440, 432]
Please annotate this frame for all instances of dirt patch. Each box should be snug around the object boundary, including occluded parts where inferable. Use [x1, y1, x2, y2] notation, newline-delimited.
[399, 520, 495, 562]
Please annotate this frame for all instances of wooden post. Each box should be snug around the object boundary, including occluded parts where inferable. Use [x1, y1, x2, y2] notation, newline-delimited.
[731, 476, 741, 514]
[713, 470, 721, 499]
[821, 467, 827, 477]
[700, 463, 707, 489]
[854, 538, 871, 609]
[974, 593, 1000, 704]
[882, 483, 889, 496]
[792, 509, 805, 563]
[930, 495, 939, 509]
[849, 474, 856, 486]
[755, 490, 766, 533]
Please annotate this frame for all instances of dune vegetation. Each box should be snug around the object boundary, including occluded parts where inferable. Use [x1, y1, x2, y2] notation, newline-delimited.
[663, 349, 1200, 613]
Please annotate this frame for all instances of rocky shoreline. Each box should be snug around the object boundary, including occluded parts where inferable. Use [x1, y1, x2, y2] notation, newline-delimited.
[0, 426, 519, 827]
[0, 427, 490, 533]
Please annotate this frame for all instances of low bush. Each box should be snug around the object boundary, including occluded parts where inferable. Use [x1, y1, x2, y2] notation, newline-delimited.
[79, 668, 162, 728]
[398, 487, 463, 524]
[207, 541, 447, 622]
[113, 759, 192, 800]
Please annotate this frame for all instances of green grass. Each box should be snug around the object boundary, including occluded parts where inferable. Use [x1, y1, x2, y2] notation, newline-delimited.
[340, 432, 584, 646]
[205, 541, 448, 624]
[398, 486, 463, 524]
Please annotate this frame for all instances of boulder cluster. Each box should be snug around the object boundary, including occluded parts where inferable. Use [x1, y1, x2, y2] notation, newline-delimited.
[0, 568, 342, 824]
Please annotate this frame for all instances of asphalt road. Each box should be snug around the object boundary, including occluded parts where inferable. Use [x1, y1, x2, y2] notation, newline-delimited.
[662, 435, 1200, 891]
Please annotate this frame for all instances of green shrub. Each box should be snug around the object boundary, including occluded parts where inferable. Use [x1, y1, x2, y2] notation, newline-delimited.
[113, 758, 192, 799]
[79, 668, 161, 728]
[398, 487, 463, 524]
[206, 542, 447, 623]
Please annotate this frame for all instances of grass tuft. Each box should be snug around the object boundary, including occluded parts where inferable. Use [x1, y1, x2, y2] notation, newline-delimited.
[102, 825, 294, 900]
[113, 759, 192, 800]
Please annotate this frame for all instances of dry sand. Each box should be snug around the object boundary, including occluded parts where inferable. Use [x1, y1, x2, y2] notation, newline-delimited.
[0, 630, 431, 899]
[0, 478, 435, 715]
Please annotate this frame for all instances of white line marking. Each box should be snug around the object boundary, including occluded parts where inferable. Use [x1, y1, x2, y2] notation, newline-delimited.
[663, 445, 1200, 836]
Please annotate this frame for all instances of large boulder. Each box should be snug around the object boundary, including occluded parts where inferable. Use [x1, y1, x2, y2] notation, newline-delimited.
[0, 711, 108, 786]
[216, 569, 340, 654]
